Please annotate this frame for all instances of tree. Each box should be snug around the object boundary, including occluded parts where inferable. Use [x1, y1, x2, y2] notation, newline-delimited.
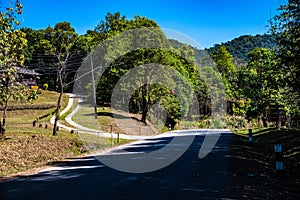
[0, 0, 28, 135]
[211, 46, 236, 114]
[36, 22, 79, 135]
[92, 13, 200, 126]
[271, 0, 300, 95]
[231, 48, 284, 127]
[212, 46, 235, 75]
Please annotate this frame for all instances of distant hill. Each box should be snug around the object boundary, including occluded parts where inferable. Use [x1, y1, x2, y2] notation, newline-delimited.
[206, 34, 277, 64]
[169, 34, 277, 66]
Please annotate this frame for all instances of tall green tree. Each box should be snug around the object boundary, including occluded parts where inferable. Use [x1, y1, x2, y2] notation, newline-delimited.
[271, 0, 300, 94]
[231, 48, 284, 126]
[212, 46, 236, 114]
[0, 0, 28, 135]
[212, 46, 235, 75]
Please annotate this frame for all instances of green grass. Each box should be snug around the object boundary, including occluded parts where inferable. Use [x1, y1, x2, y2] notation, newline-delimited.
[78, 132, 130, 152]
[1, 90, 69, 126]
[72, 106, 100, 130]
[233, 127, 276, 137]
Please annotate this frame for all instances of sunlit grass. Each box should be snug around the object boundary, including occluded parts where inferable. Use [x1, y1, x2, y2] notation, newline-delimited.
[78, 132, 130, 153]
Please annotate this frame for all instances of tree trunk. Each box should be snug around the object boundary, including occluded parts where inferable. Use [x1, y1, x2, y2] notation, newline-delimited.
[262, 115, 268, 127]
[276, 106, 281, 131]
[141, 85, 148, 123]
[1, 78, 10, 135]
[0, 122, 2, 138]
[53, 70, 64, 136]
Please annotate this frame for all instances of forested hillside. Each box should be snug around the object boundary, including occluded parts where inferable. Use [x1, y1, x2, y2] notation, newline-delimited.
[170, 34, 277, 66]
[206, 34, 276, 64]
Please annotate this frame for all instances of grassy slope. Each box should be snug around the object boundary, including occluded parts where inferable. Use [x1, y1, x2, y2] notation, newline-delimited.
[0, 90, 85, 177]
[73, 106, 161, 136]
[0, 90, 132, 178]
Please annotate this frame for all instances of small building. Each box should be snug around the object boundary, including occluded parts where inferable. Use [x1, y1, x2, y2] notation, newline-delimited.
[0, 67, 41, 89]
[15, 67, 41, 89]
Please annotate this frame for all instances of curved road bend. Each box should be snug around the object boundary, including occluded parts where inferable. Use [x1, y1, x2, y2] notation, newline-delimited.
[0, 130, 241, 200]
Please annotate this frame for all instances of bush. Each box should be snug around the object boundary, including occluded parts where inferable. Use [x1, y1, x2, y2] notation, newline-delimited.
[43, 83, 48, 90]
[225, 115, 247, 129]
[211, 116, 224, 129]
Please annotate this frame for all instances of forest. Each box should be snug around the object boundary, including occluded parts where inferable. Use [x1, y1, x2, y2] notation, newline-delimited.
[1, 0, 300, 132]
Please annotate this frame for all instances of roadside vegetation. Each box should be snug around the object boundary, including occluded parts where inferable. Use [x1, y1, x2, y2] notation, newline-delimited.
[230, 128, 300, 198]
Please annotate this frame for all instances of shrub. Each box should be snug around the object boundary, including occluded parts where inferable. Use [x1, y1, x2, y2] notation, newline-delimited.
[43, 83, 48, 90]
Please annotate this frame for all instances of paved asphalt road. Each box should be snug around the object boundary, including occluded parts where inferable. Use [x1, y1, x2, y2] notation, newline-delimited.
[0, 130, 238, 200]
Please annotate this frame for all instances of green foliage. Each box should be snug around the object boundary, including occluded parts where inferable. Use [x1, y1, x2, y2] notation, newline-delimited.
[42, 83, 48, 90]
[0, 2, 26, 68]
[229, 48, 282, 119]
[271, 0, 300, 95]
[225, 115, 248, 129]
[212, 46, 235, 74]
[210, 116, 224, 129]
[27, 89, 39, 103]
[0, 0, 36, 134]
[22, 22, 88, 91]
[207, 34, 276, 64]
[89, 13, 203, 123]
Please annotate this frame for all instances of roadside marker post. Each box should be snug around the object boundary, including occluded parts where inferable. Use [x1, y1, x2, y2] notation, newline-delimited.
[110, 125, 114, 147]
[111, 132, 114, 147]
[248, 129, 253, 142]
[274, 144, 284, 174]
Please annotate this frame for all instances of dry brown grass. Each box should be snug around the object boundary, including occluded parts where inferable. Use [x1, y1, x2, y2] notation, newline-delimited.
[0, 129, 85, 177]
[0, 90, 83, 178]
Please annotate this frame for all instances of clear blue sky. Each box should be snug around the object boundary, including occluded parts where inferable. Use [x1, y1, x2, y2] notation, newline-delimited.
[19, 0, 287, 48]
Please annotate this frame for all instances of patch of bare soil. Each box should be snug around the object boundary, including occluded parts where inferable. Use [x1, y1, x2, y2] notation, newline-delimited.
[228, 129, 300, 199]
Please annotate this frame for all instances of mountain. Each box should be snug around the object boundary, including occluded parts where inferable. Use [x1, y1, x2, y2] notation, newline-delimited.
[169, 34, 277, 66]
[206, 34, 276, 64]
